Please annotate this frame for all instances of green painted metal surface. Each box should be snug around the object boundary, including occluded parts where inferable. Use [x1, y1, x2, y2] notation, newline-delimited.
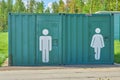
[9, 13, 36, 66]
[114, 14, 120, 40]
[87, 14, 114, 64]
[8, 13, 114, 66]
[62, 14, 114, 64]
[96, 11, 120, 40]
[36, 14, 62, 65]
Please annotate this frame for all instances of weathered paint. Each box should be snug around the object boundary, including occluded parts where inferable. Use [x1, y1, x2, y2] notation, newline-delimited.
[8, 13, 114, 66]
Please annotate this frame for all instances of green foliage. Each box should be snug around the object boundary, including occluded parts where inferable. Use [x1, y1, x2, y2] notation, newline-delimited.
[66, 0, 84, 13]
[0, 0, 6, 14]
[13, 0, 26, 13]
[35, 1, 44, 13]
[28, 0, 35, 13]
[0, 0, 8, 32]
[7, 0, 12, 12]
[45, 7, 50, 13]
[76, 0, 84, 13]
[0, 32, 8, 66]
[58, 0, 65, 13]
[52, 1, 59, 13]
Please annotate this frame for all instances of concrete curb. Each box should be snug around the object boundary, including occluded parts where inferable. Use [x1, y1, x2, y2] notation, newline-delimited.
[1, 58, 120, 71]
[0, 64, 120, 71]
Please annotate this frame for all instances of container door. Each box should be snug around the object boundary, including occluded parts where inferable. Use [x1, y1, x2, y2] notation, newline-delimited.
[36, 15, 62, 65]
[88, 15, 112, 64]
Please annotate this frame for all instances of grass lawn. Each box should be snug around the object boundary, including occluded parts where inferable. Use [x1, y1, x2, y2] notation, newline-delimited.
[0, 32, 120, 66]
[0, 32, 8, 66]
[114, 40, 120, 63]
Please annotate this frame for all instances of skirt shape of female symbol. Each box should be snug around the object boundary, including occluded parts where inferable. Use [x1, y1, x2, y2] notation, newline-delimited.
[90, 28, 105, 60]
[39, 29, 52, 63]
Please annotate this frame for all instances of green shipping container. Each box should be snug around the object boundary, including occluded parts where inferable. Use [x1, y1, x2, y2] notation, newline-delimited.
[8, 13, 114, 66]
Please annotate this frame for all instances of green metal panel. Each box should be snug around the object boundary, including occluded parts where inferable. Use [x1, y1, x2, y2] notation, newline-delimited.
[83, 15, 89, 64]
[62, 14, 114, 64]
[8, 13, 12, 65]
[62, 14, 84, 64]
[9, 13, 36, 66]
[9, 13, 114, 66]
[36, 14, 62, 65]
[96, 11, 120, 40]
[87, 14, 114, 64]
[114, 14, 120, 40]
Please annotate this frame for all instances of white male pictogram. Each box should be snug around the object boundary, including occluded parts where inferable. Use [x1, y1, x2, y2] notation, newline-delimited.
[39, 29, 52, 63]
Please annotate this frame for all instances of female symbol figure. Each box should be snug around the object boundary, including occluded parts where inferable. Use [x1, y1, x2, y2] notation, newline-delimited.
[90, 28, 105, 60]
[39, 29, 52, 63]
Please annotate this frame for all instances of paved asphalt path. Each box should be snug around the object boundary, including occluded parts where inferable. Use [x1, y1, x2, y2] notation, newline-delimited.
[0, 65, 120, 80]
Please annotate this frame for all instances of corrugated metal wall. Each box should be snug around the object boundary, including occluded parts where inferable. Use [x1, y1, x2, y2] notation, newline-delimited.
[96, 12, 120, 40]
[62, 14, 114, 64]
[9, 13, 114, 66]
[36, 14, 62, 65]
[62, 14, 84, 64]
[114, 14, 120, 40]
[9, 14, 36, 66]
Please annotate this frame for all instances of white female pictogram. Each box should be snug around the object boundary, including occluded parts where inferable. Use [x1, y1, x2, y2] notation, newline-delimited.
[90, 28, 105, 60]
[39, 29, 52, 63]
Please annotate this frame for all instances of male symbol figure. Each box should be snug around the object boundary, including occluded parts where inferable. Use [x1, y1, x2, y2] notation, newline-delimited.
[90, 28, 105, 60]
[39, 29, 52, 63]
